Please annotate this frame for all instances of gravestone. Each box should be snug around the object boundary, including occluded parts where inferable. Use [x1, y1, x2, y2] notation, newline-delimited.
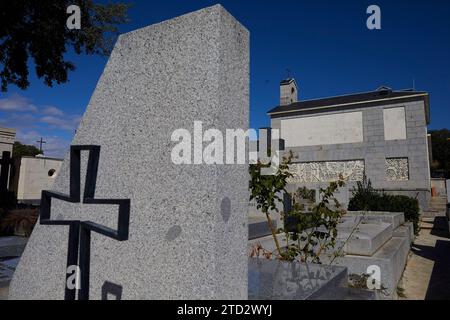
[0, 151, 13, 193]
[10, 4, 249, 300]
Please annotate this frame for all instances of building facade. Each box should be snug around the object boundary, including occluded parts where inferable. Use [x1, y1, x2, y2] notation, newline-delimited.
[10, 156, 63, 205]
[0, 127, 16, 156]
[268, 79, 431, 209]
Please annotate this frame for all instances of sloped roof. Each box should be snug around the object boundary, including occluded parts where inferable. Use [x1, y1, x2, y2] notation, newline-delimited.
[268, 88, 429, 121]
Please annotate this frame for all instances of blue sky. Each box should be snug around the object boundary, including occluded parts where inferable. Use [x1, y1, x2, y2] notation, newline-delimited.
[0, 0, 449, 157]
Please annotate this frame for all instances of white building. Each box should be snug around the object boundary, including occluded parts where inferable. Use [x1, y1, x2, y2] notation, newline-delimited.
[268, 79, 432, 209]
[10, 156, 63, 205]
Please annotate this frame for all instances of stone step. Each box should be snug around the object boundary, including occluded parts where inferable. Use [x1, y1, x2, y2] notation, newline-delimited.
[393, 222, 415, 245]
[330, 236, 410, 298]
[422, 211, 446, 218]
[430, 197, 447, 201]
[428, 205, 447, 210]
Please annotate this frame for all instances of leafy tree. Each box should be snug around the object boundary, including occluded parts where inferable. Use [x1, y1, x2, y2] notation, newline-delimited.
[429, 129, 450, 177]
[12, 141, 41, 158]
[0, 1, 130, 92]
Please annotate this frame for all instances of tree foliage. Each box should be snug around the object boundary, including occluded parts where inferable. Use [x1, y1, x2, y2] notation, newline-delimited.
[12, 141, 41, 158]
[0, 1, 129, 91]
[429, 129, 450, 177]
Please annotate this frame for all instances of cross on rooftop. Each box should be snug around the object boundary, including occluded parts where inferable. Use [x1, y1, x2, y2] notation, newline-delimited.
[36, 137, 46, 153]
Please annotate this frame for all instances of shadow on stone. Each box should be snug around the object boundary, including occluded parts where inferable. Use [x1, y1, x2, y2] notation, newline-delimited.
[101, 281, 123, 300]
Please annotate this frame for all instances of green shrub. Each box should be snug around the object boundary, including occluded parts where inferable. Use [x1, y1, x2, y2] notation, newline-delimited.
[379, 194, 420, 234]
[348, 177, 420, 234]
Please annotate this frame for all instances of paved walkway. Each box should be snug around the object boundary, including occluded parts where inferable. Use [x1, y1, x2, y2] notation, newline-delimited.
[400, 199, 450, 300]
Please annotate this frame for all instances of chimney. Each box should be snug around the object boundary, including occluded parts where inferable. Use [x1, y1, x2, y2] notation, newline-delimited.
[280, 78, 298, 106]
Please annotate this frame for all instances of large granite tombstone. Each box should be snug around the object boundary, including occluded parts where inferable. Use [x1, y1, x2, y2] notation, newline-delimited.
[10, 5, 249, 300]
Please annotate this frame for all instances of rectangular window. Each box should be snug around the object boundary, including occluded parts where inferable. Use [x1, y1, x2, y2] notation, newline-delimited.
[280, 112, 364, 147]
[383, 107, 406, 140]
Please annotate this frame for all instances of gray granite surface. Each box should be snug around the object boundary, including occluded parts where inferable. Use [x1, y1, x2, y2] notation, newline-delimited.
[10, 4, 249, 300]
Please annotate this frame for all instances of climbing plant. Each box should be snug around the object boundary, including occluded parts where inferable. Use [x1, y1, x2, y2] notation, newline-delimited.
[249, 149, 346, 263]
[249, 150, 294, 256]
[282, 177, 346, 263]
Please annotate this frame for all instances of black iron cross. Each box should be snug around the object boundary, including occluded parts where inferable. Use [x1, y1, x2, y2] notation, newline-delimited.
[36, 137, 46, 153]
[40, 145, 130, 300]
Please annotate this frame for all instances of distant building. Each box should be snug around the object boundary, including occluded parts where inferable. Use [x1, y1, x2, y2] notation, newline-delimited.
[10, 156, 63, 205]
[268, 79, 432, 209]
[0, 127, 16, 156]
[0, 127, 16, 191]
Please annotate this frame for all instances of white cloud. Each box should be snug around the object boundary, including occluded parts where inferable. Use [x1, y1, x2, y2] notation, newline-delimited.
[0, 93, 82, 132]
[0, 93, 38, 112]
[0, 113, 39, 130]
[40, 115, 81, 132]
[0, 93, 81, 158]
[42, 106, 64, 116]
